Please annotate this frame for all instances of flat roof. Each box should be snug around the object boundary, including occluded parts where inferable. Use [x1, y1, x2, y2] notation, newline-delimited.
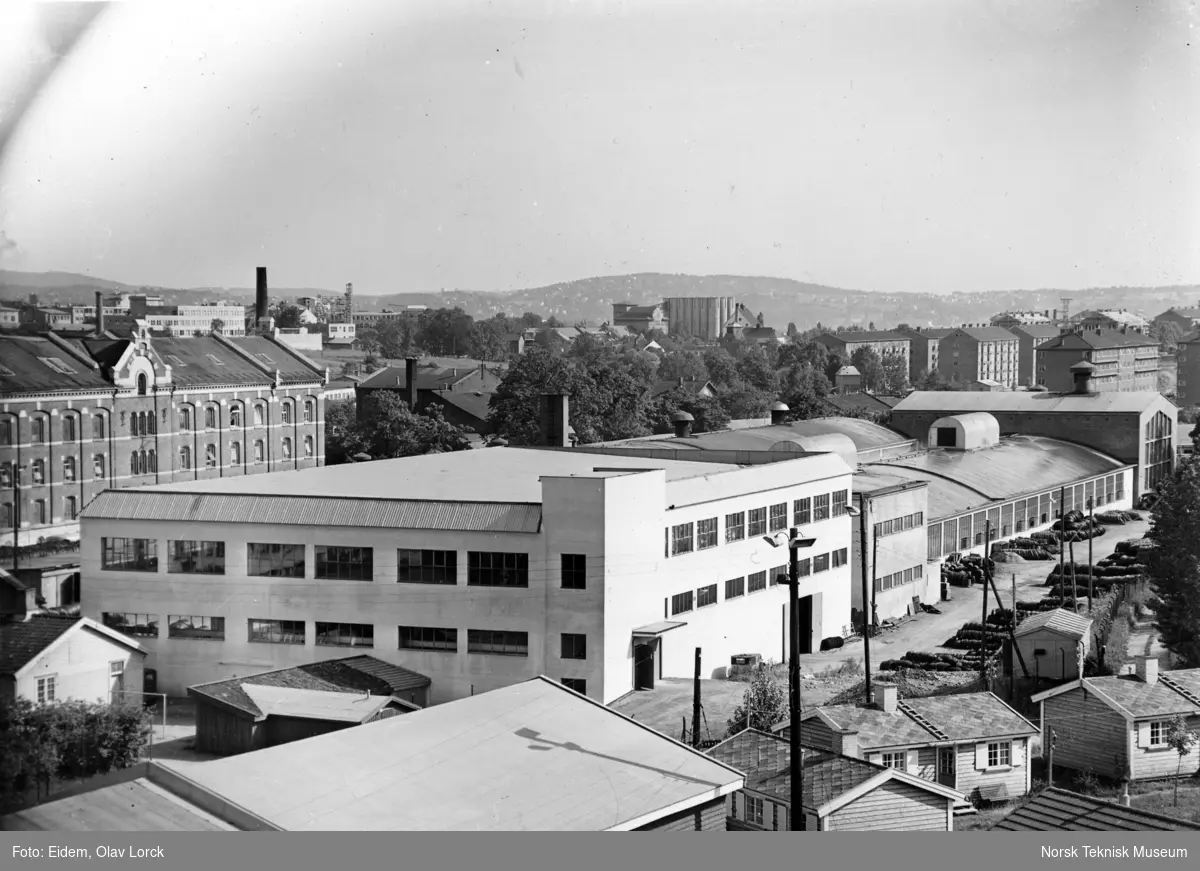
[1, 779, 236, 831]
[131, 447, 737, 504]
[892, 390, 1170, 415]
[161, 677, 744, 831]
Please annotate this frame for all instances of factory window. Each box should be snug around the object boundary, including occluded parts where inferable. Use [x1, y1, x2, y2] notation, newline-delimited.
[102, 537, 158, 572]
[399, 626, 457, 652]
[168, 540, 225, 575]
[281, 438, 293, 460]
[813, 493, 831, 521]
[316, 622, 374, 648]
[748, 508, 767, 537]
[180, 408, 192, 431]
[247, 542, 306, 578]
[103, 612, 158, 638]
[205, 406, 217, 430]
[832, 547, 848, 568]
[0, 463, 11, 489]
[671, 522, 695, 555]
[33, 499, 45, 524]
[248, 619, 306, 645]
[561, 553, 586, 590]
[304, 399, 315, 423]
[397, 549, 456, 585]
[797, 558, 811, 577]
[63, 456, 76, 482]
[725, 512, 745, 543]
[697, 517, 718, 549]
[304, 436, 314, 458]
[748, 570, 767, 593]
[93, 454, 106, 478]
[168, 616, 225, 640]
[468, 629, 528, 657]
[769, 502, 788, 532]
[230, 442, 242, 464]
[315, 545, 373, 581]
[671, 591, 694, 615]
[31, 459, 44, 485]
[254, 440, 265, 463]
[62, 415, 76, 442]
[561, 678, 587, 695]
[281, 401, 293, 425]
[770, 564, 787, 586]
[697, 583, 718, 608]
[725, 576, 745, 599]
[64, 496, 77, 520]
[92, 415, 105, 440]
[467, 551, 529, 587]
[205, 444, 217, 469]
[561, 633, 587, 660]
[832, 490, 849, 517]
[812, 553, 830, 573]
[229, 404, 242, 428]
[31, 416, 45, 444]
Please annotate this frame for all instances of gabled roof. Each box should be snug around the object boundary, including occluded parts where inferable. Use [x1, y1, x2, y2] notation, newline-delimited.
[993, 787, 1200, 831]
[0, 335, 109, 394]
[158, 677, 745, 831]
[1007, 324, 1062, 339]
[1013, 608, 1093, 640]
[431, 390, 492, 423]
[949, 327, 1018, 342]
[706, 729, 962, 815]
[819, 331, 909, 344]
[0, 616, 147, 676]
[188, 655, 432, 720]
[649, 378, 715, 398]
[1035, 331, 1157, 351]
[1031, 669, 1200, 719]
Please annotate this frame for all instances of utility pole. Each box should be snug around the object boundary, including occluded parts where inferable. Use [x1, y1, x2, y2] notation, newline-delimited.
[1087, 497, 1095, 612]
[981, 520, 992, 685]
[1069, 539, 1078, 613]
[1058, 486, 1067, 608]
[786, 527, 803, 832]
[1048, 729, 1056, 788]
[858, 494, 872, 704]
[692, 648, 702, 749]
[11, 465, 19, 574]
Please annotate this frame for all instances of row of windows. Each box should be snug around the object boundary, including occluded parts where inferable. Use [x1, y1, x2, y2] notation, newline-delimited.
[873, 512, 924, 539]
[872, 563, 925, 593]
[1, 496, 78, 526]
[670, 550, 849, 616]
[668, 490, 850, 557]
[178, 399, 316, 431]
[101, 539, 588, 588]
[101, 613, 587, 660]
[179, 437, 314, 469]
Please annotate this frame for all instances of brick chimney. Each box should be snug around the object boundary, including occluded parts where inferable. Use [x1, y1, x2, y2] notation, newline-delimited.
[540, 393, 571, 447]
[874, 684, 898, 713]
[255, 267, 269, 327]
[405, 358, 418, 410]
[832, 730, 860, 759]
[95, 291, 105, 335]
[670, 411, 694, 438]
[1136, 656, 1159, 686]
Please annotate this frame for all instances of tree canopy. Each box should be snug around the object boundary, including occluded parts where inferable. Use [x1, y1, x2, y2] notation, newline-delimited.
[325, 394, 473, 463]
[1146, 460, 1200, 668]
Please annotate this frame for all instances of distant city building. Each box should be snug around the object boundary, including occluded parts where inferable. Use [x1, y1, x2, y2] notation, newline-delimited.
[990, 310, 1055, 329]
[352, 307, 426, 328]
[611, 302, 668, 334]
[815, 331, 912, 375]
[663, 297, 738, 341]
[1151, 305, 1200, 336]
[0, 306, 20, 330]
[1071, 309, 1149, 334]
[323, 321, 356, 346]
[937, 327, 1018, 389]
[1007, 324, 1061, 388]
[1174, 330, 1200, 405]
[894, 327, 953, 383]
[834, 364, 862, 394]
[1034, 329, 1159, 393]
[356, 359, 501, 435]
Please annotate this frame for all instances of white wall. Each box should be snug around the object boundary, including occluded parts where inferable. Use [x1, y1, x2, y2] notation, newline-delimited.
[852, 485, 934, 622]
[16, 625, 145, 706]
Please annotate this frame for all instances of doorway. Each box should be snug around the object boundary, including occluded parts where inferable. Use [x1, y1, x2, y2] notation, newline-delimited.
[634, 641, 657, 690]
[798, 595, 814, 654]
[938, 746, 956, 788]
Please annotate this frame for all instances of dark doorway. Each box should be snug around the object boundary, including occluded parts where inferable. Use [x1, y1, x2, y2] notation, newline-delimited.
[634, 642, 656, 690]
[938, 746, 956, 788]
[935, 426, 956, 447]
[798, 595, 814, 654]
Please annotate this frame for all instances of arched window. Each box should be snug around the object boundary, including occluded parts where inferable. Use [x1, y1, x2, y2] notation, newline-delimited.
[147, 450, 157, 473]
[304, 399, 314, 423]
[205, 444, 217, 469]
[254, 440, 265, 463]
[181, 408, 192, 431]
[0, 463, 10, 487]
[230, 404, 242, 428]
[63, 457, 76, 482]
[0, 418, 11, 446]
[31, 417, 45, 444]
[137, 373, 148, 396]
[92, 415, 105, 441]
[65, 496, 77, 520]
[63, 415, 76, 442]
[131, 453, 141, 476]
[230, 442, 242, 465]
[304, 435, 314, 458]
[254, 403, 265, 426]
[180, 446, 192, 470]
[131, 414, 140, 437]
[281, 402, 293, 425]
[34, 499, 46, 524]
[282, 438, 292, 460]
[205, 406, 217, 430]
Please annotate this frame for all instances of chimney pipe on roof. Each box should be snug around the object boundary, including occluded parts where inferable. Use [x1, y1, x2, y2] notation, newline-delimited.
[405, 358, 418, 410]
[875, 684, 898, 713]
[95, 291, 105, 335]
[832, 730, 860, 759]
[670, 411, 694, 438]
[1136, 656, 1159, 686]
[255, 267, 269, 326]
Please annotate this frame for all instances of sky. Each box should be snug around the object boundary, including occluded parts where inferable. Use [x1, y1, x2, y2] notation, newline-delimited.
[0, 0, 1197, 295]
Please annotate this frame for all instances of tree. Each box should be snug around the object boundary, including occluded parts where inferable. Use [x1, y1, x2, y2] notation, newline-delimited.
[786, 322, 798, 338]
[823, 347, 850, 383]
[466, 320, 507, 362]
[374, 318, 417, 359]
[1165, 716, 1198, 806]
[850, 345, 885, 393]
[545, 315, 564, 328]
[779, 362, 832, 420]
[1145, 461, 1200, 668]
[702, 347, 739, 387]
[335, 393, 473, 461]
[1158, 369, 1174, 396]
[518, 312, 544, 328]
[1152, 320, 1184, 353]
[658, 350, 708, 383]
[270, 303, 304, 329]
[652, 388, 731, 435]
[880, 352, 909, 395]
[416, 307, 474, 356]
[736, 344, 780, 395]
[323, 400, 366, 465]
[725, 664, 787, 738]
[211, 318, 225, 334]
[1178, 406, 1200, 425]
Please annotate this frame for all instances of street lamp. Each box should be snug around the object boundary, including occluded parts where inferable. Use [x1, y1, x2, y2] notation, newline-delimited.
[764, 526, 816, 831]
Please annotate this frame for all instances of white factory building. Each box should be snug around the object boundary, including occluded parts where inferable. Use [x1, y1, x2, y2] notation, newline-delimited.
[79, 435, 855, 703]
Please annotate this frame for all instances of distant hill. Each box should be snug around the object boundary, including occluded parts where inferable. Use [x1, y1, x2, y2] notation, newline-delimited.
[3, 269, 1199, 331]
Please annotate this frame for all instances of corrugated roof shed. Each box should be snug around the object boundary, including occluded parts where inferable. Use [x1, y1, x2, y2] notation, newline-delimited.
[1013, 609, 1093, 640]
[992, 788, 1200, 831]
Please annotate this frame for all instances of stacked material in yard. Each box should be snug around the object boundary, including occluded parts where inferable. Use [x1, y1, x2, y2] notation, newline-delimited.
[1050, 510, 1106, 543]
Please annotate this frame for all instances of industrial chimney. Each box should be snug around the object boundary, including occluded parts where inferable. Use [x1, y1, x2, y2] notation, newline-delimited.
[94, 291, 105, 335]
[769, 401, 790, 426]
[404, 358, 419, 410]
[255, 267, 269, 328]
[1070, 360, 1097, 395]
[540, 394, 571, 447]
[670, 411, 694, 438]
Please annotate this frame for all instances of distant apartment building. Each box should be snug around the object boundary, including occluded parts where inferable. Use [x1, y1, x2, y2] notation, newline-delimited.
[0, 306, 22, 330]
[990, 310, 1056, 330]
[1175, 331, 1200, 406]
[1152, 306, 1200, 337]
[1008, 324, 1061, 388]
[1072, 309, 1149, 334]
[1034, 329, 1159, 393]
[937, 327, 1018, 389]
[814, 331, 911, 374]
[894, 327, 953, 383]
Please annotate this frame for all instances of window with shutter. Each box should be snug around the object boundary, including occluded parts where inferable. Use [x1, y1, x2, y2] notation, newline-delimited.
[906, 748, 920, 775]
[1011, 740, 1024, 767]
[974, 743, 988, 770]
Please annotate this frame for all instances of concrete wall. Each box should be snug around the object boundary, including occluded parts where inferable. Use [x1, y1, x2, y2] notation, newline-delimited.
[14, 625, 146, 705]
[664, 297, 736, 342]
[852, 485, 935, 622]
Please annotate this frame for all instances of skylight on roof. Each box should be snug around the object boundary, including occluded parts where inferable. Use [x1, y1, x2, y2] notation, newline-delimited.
[166, 355, 186, 366]
[205, 353, 225, 366]
[0, 365, 13, 377]
[37, 357, 77, 375]
[255, 353, 275, 364]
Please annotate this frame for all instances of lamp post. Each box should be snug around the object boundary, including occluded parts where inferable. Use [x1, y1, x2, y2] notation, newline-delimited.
[765, 526, 817, 831]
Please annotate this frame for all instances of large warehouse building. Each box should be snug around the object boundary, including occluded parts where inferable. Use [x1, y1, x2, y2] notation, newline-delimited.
[79, 430, 856, 702]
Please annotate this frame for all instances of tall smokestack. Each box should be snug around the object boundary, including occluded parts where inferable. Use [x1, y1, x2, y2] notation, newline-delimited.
[95, 291, 105, 335]
[256, 267, 269, 325]
[405, 358, 418, 410]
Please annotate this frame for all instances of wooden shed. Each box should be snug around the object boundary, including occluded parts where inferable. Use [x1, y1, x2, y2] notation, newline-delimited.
[1012, 609, 1093, 683]
[188, 655, 431, 756]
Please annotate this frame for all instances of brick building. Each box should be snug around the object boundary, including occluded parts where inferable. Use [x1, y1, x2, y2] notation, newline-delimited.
[894, 327, 953, 383]
[1034, 329, 1159, 392]
[937, 327, 1019, 389]
[0, 327, 327, 546]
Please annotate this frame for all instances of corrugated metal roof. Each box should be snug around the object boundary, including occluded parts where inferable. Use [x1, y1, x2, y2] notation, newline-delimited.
[1013, 609, 1093, 640]
[993, 788, 1200, 831]
[893, 389, 1169, 415]
[81, 490, 543, 533]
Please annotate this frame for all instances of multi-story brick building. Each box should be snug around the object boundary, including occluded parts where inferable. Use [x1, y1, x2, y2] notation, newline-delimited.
[937, 327, 1018, 389]
[1175, 331, 1200, 406]
[1008, 324, 1061, 388]
[894, 327, 953, 383]
[0, 327, 327, 547]
[1034, 329, 1159, 393]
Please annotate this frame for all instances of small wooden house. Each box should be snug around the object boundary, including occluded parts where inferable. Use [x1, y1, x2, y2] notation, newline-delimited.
[1031, 657, 1200, 782]
[188, 655, 431, 756]
[773, 685, 1039, 807]
[1012, 608, 1093, 683]
[707, 729, 964, 831]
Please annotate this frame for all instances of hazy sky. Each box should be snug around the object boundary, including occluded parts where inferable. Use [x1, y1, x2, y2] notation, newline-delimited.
[0, 0, 1197, 295]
